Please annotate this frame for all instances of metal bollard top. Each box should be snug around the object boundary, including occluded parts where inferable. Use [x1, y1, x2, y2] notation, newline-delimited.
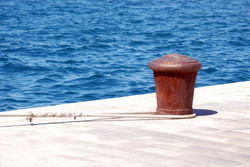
[149, 53, 202, 72]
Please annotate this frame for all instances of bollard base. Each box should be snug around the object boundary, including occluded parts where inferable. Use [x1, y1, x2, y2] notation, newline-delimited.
[156, 108, 193, 115]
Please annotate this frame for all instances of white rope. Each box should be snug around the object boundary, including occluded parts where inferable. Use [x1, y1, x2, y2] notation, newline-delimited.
[0, 111, 196, 122]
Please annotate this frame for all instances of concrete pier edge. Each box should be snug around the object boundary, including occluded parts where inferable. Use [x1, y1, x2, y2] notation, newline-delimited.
[0, 81, 250, 167]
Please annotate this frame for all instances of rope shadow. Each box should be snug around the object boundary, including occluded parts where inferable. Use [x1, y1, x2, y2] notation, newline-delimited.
[0, 118, 112, 128]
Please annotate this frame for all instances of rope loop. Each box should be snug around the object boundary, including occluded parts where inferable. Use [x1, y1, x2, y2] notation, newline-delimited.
[0, 111, 196, 122]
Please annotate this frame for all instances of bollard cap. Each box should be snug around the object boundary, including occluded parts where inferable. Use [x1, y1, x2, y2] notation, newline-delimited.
[149, 53, 202, 72]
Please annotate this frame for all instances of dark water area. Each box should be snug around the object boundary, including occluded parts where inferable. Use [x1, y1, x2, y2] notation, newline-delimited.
[0, 0, 249, 112]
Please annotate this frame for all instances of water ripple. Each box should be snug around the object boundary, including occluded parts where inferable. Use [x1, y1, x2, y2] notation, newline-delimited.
[0, 0, 249, 111]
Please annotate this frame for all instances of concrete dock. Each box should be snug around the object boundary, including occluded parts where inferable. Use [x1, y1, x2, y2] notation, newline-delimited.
[0, 81, 250, 167]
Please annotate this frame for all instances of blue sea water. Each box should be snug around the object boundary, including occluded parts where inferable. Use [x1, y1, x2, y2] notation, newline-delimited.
[0, 0, 249, 112]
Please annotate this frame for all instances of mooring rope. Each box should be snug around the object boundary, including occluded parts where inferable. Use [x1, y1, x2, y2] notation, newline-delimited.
[0, 111, 196, 122]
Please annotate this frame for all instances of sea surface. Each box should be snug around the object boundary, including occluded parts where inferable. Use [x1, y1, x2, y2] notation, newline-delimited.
[0, 0, 249, 112]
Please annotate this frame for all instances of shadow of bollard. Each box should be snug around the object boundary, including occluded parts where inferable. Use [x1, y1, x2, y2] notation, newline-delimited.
[193, 109, 218, 116]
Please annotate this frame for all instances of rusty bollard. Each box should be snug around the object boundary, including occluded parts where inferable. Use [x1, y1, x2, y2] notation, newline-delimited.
[149, 53, 202, 115]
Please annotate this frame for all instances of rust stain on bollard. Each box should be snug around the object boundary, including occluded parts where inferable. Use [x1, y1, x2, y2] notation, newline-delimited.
[149, 53, 202, 115]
